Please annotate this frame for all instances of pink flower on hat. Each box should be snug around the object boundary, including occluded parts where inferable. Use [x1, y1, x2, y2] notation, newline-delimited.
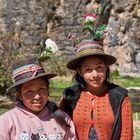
[83, 13, 97, 25]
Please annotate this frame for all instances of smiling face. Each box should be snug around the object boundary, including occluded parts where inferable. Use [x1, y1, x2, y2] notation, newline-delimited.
[79, 56, 108, 93]
[17, 78, 49, 114]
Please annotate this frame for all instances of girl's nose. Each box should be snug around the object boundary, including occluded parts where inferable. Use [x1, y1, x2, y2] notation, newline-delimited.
[91, 69, 98, 77]
[34, 93, 41, 99]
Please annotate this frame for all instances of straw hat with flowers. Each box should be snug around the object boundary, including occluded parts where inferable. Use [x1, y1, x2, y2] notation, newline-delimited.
[8, 39, 58, 92]
[67, 0, 116, 70]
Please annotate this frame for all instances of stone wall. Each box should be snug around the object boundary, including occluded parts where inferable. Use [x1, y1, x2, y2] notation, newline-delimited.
[106, 0, 140, 76]
[0, 0, 140, 76]
[0, 0, 59, 56]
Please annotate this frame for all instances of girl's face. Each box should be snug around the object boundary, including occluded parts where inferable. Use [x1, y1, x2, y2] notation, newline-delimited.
[18, 78, 48, 114]
[79, 56, 108, 92]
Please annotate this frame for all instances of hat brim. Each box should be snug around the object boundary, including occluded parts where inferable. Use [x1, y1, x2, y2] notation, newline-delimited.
[67, 54, 116, 70]
[7, 73, 57, 92]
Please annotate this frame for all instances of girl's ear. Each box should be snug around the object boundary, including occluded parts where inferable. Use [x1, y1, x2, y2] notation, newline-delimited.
[17, 91, 22, 101]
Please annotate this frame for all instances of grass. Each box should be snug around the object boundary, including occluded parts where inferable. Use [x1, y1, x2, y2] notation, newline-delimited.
[49, 75, 140, 97]
[50, 79, 72, 89]
[50, 74, 140, 90]
[110, 70, 140, 87]
[0, 108, 8, 115]
[49, 79, 72, 97]
[133, 112, 140, 120]
[112, 75, 140, 88]
[133, 112, 140, 140]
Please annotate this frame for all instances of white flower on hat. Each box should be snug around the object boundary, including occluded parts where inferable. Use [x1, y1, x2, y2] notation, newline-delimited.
[37, 38, 58, 63]
[45, 38, 58, 54]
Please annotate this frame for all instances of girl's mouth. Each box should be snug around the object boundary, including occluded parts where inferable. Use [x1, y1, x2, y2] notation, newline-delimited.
[32, 100, 42, 104]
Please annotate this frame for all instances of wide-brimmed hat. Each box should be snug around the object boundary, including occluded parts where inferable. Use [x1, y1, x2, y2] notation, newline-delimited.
[8, 57, 57, 92]
[67, 39, 116, 70]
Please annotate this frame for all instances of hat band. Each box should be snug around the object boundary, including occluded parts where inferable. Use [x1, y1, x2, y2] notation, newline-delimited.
[77, 48, 104, 57]
[13, 64, 43, 78]
[77, 42, 103, 51]
[13, 64, 45, 84]
[13, 69, 45, 84]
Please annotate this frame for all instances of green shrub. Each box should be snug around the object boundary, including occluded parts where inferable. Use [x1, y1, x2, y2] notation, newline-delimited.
[111, 70, 120, 77]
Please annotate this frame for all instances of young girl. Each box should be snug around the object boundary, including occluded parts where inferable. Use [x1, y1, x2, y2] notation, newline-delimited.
[60, 39, 133, 140]
[0, 57, 77, 140]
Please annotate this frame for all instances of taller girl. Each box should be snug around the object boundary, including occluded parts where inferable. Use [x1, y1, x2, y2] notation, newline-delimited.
[60, 39, 133, 140]
[60, 1, 133, 139]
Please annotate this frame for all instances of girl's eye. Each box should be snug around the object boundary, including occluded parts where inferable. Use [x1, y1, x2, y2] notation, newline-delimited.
[25, 90, 32, 94]
[24, 90, 34, 97]
[38, 87, 47, 93]
[84, 67, 92, 72]
[96, 66, 104, 71]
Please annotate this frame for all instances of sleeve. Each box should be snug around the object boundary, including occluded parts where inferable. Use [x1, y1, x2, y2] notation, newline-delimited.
[0, 114, 10, 140]
[63, 112, 78, 140]
[120, 97, 133, 140]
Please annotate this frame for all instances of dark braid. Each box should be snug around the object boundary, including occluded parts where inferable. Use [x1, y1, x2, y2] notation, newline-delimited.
[47, 101, 70, 130]
[62, 83, 81, 118]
